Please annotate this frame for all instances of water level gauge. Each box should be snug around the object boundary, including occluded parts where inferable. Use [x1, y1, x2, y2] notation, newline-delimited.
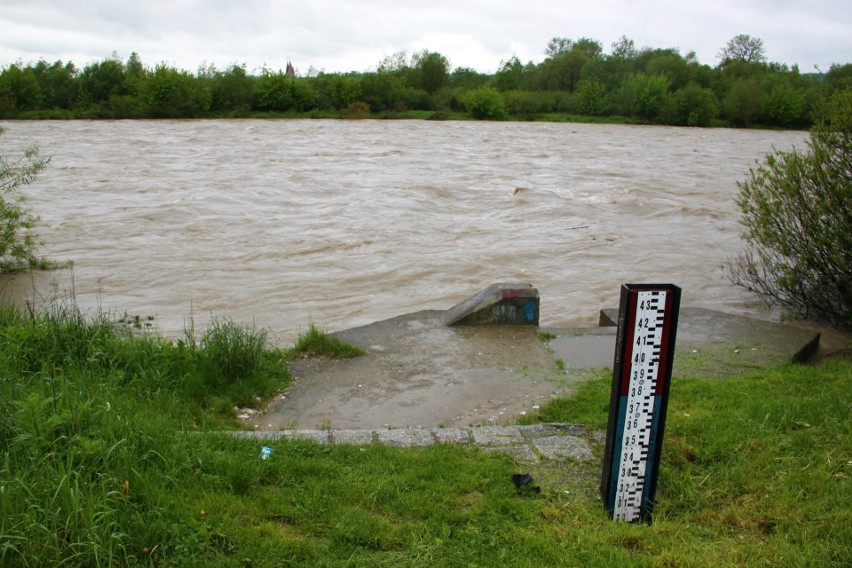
[601, 284, 681, 523]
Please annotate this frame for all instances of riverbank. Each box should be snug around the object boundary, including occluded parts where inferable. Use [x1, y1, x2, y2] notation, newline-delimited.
[7, 107, 791, 130]
[1, 301, 849, 566]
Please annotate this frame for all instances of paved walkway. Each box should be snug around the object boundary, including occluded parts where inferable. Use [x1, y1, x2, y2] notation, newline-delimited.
[231, 423, 601, 463]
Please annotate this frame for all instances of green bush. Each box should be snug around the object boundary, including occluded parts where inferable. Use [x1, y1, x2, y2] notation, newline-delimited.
[463, 87, 506, 120]
[574, 79, 610, 116]
[728, 88, 852, 328]
[629, 73, 671, 121]
[661, 83, 719, 126]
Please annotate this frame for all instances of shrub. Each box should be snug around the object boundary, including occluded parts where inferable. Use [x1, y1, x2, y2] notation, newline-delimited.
[343, 101, 370, 118]
[199, 317, 270, 384]
[0, 127, 49, 271]
[728, 88, 852, 328]
[629, 73, 671, 121]
[661, 83, 719, 126]
[463, 87, 506, 120]
[574, 79, 610, 116]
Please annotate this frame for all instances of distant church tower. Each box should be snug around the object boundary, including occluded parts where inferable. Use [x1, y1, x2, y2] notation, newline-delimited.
[285, 61, 296, 77]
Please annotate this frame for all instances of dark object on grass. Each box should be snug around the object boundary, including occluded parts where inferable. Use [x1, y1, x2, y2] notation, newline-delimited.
[511, 473, 540, 494]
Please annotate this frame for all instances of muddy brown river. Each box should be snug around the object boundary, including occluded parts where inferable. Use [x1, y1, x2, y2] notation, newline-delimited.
[0, 120, 807, 344]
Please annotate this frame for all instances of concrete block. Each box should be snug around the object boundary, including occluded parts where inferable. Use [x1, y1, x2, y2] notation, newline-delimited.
[284, 430, 333, 444]
[376, 429, 436, 447]
[432, 428, 474, 444]
[471, 425, 525, 446]
[331, 430, 376, 445]
[442, 283, 540, 326]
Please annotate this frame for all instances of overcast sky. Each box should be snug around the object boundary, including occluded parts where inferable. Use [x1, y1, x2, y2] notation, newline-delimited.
[1, 0, 850, 75]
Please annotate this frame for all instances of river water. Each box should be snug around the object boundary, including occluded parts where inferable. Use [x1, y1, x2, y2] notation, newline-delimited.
[0, 120, 807, 344]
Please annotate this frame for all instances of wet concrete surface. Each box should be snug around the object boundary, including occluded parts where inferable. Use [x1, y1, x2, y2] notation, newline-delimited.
[258, 310, 570, 430]
[255, 307, 832, 431]
[550, 307, 831, 379]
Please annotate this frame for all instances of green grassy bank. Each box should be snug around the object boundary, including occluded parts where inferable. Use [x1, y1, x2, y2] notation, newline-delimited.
[1, 304, 849, 566]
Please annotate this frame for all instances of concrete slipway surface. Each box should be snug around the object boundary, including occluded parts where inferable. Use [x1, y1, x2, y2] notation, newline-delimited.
[225, 302, 849, 466]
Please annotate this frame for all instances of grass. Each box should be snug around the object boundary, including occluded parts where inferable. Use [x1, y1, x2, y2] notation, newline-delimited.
[538, 331, 557, 343]
[1, 302, 849, 566]
[288, 322, 365, 359]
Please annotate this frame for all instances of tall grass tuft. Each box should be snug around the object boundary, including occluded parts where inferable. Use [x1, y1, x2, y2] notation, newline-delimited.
[199, 316, 269, 383]
[289, 323, 364, 358]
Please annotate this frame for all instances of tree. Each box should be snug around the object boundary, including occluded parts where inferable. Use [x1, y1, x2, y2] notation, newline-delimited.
[661, 83, 718, 126]
[723, 78, 763, 126]
[718, 34, 766, 65]
[539, 50, 589, 92]
[449, 67, 488, 90]
[574, 79, 609, 116]
[78, 57, 126, 106]
[318, 73, 361, 110]
[571, 37, 604, 59]
[610, 36, 637, 61]
[144, 65, 211, 117]
[0, 127, 49, 271]
[581, 54, 631, 93]
[410, 50, 450, 94]
[761, 81, 806, 128]
[494, 56, 525, 91]
[252, 69, 315, 113]
[207, 64, 254, 113]
[629, 73, 671, 120]
[728, 88, 852, 328]
[645, 51, 689, 90]
[824, 63, 852, 92]
[359, 71, 407, 112]
[377, 51, 409, 74]
[31, 59, 78, 110]
[0, 64, 44, 112]
[545, 37, 572, 58]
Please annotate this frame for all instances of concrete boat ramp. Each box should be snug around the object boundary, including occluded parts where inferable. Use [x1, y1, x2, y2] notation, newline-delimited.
[246, 284, 827, 442]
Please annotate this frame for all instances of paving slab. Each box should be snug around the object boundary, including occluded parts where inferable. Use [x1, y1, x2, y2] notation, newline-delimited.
[331, 430, 375, 445]
[375, 429, 436, 447]
[432, 428, 473, 444]
[226, 423, 598, 464]
[470, 425, 526, 446]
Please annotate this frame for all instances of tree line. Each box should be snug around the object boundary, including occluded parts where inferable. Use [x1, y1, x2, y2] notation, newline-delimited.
[1, 34, 850, 128]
